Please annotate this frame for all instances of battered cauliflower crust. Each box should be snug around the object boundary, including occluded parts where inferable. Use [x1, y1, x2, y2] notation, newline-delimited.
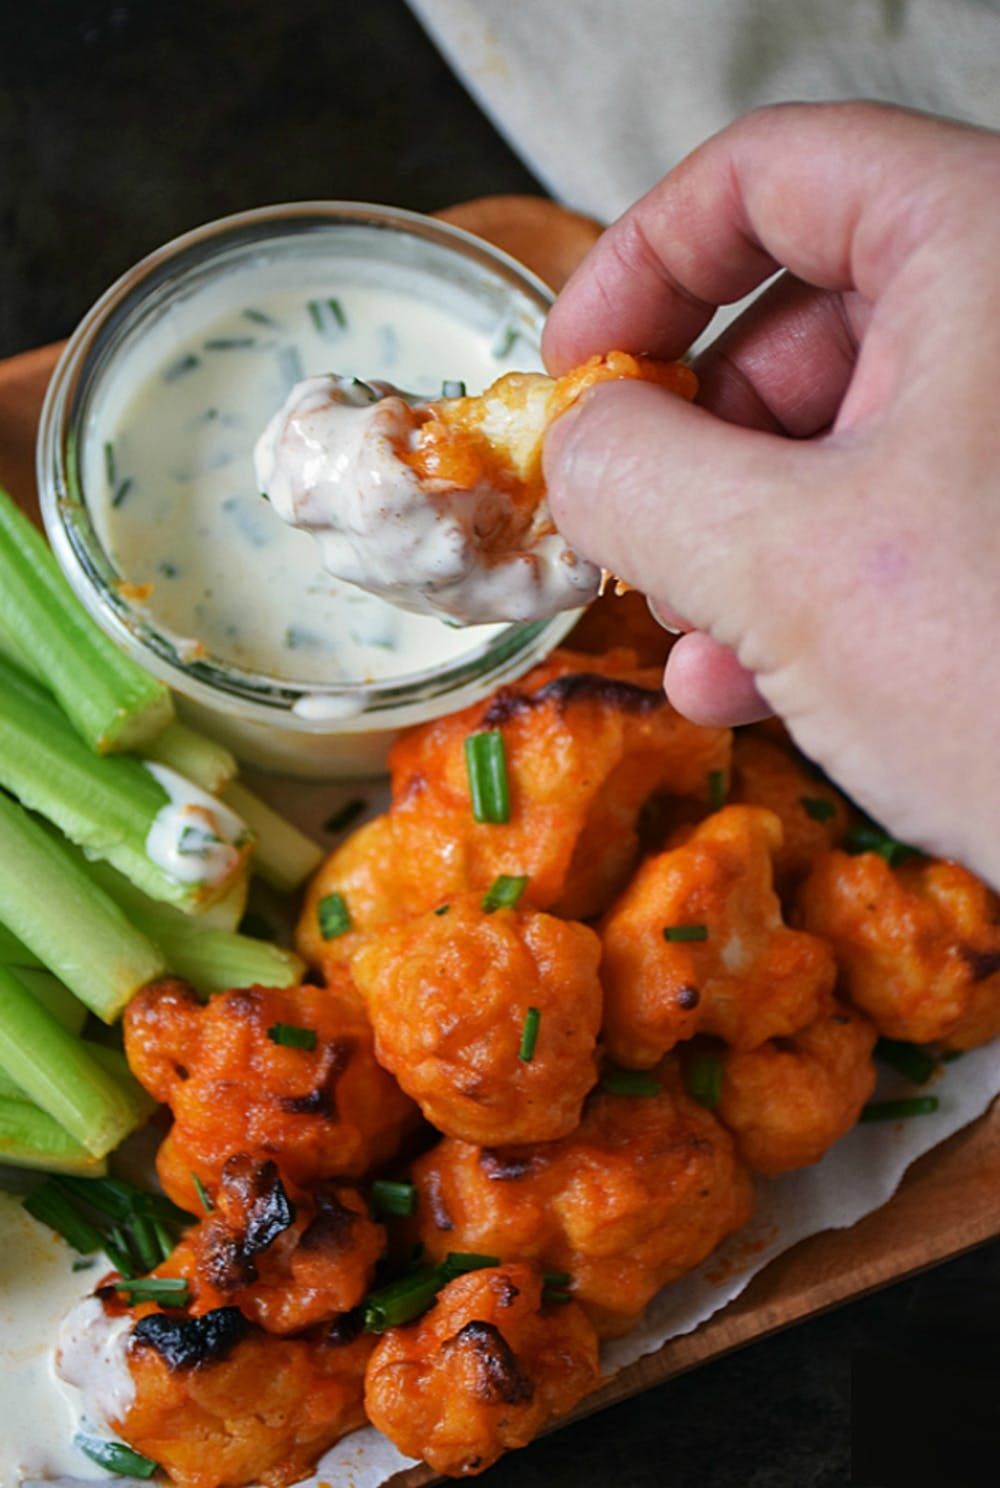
[411, 1063, 754, 1337]
[123, 978, 417, 1212]
[600, 806, 837, 1068]
[730, 731, 853, 887]
[351, 893, 602, 1144]
[364, 1263, 600, 1477]
[797, 851, 1000, 1048]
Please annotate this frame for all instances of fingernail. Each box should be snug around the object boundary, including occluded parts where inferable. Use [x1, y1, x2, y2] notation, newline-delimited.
[647, 596, 687, 636]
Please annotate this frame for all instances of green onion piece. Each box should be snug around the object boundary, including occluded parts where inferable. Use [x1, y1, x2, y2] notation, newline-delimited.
[441, 379, 467, 398]
[75, 1435, 159, 1479]
[145, 721, 237, 795]
[442, 1252, 501, 1275]
[222, 781, 322, 893]
[518, 1006, 541, 1062]
[663, 924, 708, 943]
[317, 891, 352, 940]
[111, 478, 134, 509]
[307, 297, 347, 338]
[543, 1270, 571, 1286]
[192, 1173, 214, 1214]
[103, 442, 116, 486]
[53, 1174, 134, 1222]
[24, 1181, 104, 1252]
[844, 824, 922, 867]
[800, 795, 837, 823]
[163, 352, 200, 382]
[114, 1276, 191, 1304]
[708, 769, 727, 811]
[204, 337, 257, 351]
[244, 307, 279, 327]
[363, 1266, 444, 1333]
[433, 904, 450, 916]
[104, 1227, 137, 1279]
[542, 1288, 572, 1304]
[371, 1179, 418, 1218]
[128, 1215, 161, 1274]
[323, 798, 368, 835]
[684, 1052, 724, 1110]
[465, 730, 511, 824]
[482, 875, 528, 913]
[875, 1038, 937, 1086]
[860, 1096, 940, 1122]
[152, 1220, 176, 1264]
[267, 1022, 317, 1051]
[601, 1067, 662, 1097]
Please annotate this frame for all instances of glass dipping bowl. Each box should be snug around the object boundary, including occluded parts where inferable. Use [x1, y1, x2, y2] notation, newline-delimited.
[37, 202, 578, 778]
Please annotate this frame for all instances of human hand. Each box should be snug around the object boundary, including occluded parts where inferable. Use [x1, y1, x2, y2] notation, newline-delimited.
[542, 102, 1000, 887]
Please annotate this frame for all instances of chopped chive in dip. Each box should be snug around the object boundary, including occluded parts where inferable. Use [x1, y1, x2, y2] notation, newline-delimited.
[103, 441, 117, 487]
[204, 336, 257, 351]
[191, 1173, 214, 1214]
[371, 1179, 418, 1218]
[163, 352, 201, 382]
[663, 924, 709, 943]
[684, 1052, 724, 1109]
[307, 297, 348, 338]
[74, 1436, 159, 1479]
[114, 1276, 191, 1305]
[601, 1067, 662, 1097]
[801, 795, 837, 822]
[875, 1038, 937, 1085]
[465, 729, 510, 823]
[157, 560, 179, 578]
[433, 903, 451, 916]
[441, 379, 467, 398]
[111, 478, 134, 509]
[860, 1096, 940, 1122]
[482, 874, 528, 913]
[708, 769, 727, 811]
[176, 823, 223, 856]
[267, 1022, 318, 1051]
[243, 307, 280, 327]
[317, 891, 352, 940]
[518, 1006, 541, 1062]
[323, 798, 367, 835]
[491, 323, 519, 358]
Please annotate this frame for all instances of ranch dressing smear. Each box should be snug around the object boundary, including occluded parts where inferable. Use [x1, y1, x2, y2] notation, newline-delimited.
[87, 278, 536, 685]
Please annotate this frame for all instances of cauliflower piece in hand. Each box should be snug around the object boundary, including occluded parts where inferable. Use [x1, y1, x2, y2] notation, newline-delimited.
[351, 892, 602, 1144]
[364, 1262, 600, 1477]
[600, 805, 837, 1068]
[254, 353, 696, 624]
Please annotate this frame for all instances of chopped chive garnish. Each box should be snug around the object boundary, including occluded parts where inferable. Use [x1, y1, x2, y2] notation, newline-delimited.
[442, 1251, 501, 1274]
[371, 1180, 418, 1218]
[111, 478, 134, 509]
[518, 1006, 541, 1062]
[317, 891, 352, 940]
[114, 1276, 191, 1304]
[129, 1215, 161, 1273]
[543, 1288, 572, 1304]
[491, 323, 518, 359]
[543, 1270, 571, 1286]
[708, 769, 727, 810]
[362, 1252, 499, 1332]
[243, 307, 279, 326]
[237, 910, 275, 941]
[684, 1052, 724, 1110]
[103, 441, 116, 486]
[204, 336, 257, 351]
[482, 874, 528, 913]
[323, 798, 367, 835]
[433, 904, 450, 916]
[860, 1096, 940, 1122]
[72, 1259, 96, 1272]
[441, 379, 467, 398]
[104, 1229, 137, 1280]
[663, 924, 708, 943]
[267, 1022, 318, 1051]
[152, 1220, 175, 1264]
[465, 730, 511, 823]
[163, 352, 200, 382]
[23, 1182, 103, 1254]
[192, 1173, 213, 1214]
[601, 1068, 662, 1097]
[307, 297, 347, 338]
[845, 824, 922, 867]
[875, 1038, 937, 1085]
[56, 1175, 135, 1221]
[801, 795, 837, 822]
[75, 1436, 159, 1479]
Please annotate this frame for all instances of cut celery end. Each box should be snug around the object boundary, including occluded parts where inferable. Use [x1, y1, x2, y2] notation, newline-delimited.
[0, 488, 174, 753]
[0, 793, 166, 1022]
[0, 920, 43, 969]
[0, 1042, 156, 1128]
[0, 1098, 109, 1175]
[223, 781, 323, 893]
[145, 721, 237, 795]
[82, 850, 248, 935]
[11, 968, 88, 1036]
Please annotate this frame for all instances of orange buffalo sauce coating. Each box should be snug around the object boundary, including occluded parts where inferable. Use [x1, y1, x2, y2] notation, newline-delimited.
[365, 1263, 600, 1477]
[600, 806, 836, 1068]
[798, 851, 1000, 1049]
[730, 732, 854, 888]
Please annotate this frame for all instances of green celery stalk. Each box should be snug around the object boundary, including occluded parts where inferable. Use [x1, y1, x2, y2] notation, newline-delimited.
[0, 964, 142, 1156]
[0, 654, 250, 911]
[145, 721, 237, 795]
[11, 967, 88, 1035]
[0, 1097, 108, 1175]
[0, 1042, 155, 1129]
[0, 488, 174, 752]
[0, 920, 43, 969]
[0, 792, 166, 1021]
[222, 781, 323, 893]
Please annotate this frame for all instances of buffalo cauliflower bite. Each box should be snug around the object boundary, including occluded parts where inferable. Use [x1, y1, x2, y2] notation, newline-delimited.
[411, 1063, 754, 1337]
[600, 806, 837, 1068]
[798, 851, 1000, 1048]
[710, 1003, 878, 1175]
[351, 893, 602, 1144]
[568, 587, 674, 667]
[164, 1156, 384, 1334]
[254, 353, 696, 625]
[124, 978, 417, 1213]
[730, 732, 853, 887]
[364, 1262, 600, 1476]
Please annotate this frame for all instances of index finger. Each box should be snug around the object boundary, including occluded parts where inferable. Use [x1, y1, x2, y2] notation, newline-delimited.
[542, 100, 980, 373]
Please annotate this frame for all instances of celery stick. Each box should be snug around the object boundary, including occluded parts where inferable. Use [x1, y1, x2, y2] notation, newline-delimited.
[0, 488, 174, 752]
[0, 793, 166, 1021]
[223, 781, 323, 893]
[0, 921, 43, 968]
[0, 1043, 155, 1129]
[0, 655, 249, 910]
[11, 968, 88, 1035]
[0, 1098, 108, 1175]
[145, 721, 237, 795]
[0, 964, 141, 1155]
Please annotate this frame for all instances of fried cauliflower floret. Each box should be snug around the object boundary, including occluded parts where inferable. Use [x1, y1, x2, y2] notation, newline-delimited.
[351, 894, 602, 1144]
[600, 806, 837, 1068]
[124, 978, 417, 1212]
[798, 851, 1000, 1048]
[364, 1263, 600, 1477]
[568, 587, 673, 667]
[710, 1004, 877, 1175]
[165, 1156, 384, 1335]
[412, 1064, 753, 1336]
[296, 814, 414, 973]
[730, 733, 853, 886]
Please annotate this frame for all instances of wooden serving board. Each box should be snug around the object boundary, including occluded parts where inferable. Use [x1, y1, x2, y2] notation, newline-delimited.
[2, 196, 999, 1482]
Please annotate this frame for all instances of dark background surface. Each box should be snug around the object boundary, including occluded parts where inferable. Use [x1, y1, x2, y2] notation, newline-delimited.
[2, 3, 998, 1485]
